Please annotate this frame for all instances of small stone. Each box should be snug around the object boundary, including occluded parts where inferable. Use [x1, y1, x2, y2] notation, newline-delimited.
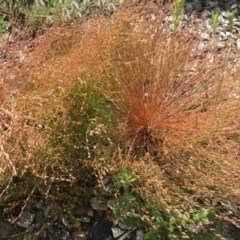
[111, 226, 125, 238]
[151, 14, 156, 21]
[217, 42, 226, 50]
[208, 1, 219, 9]
[229, 4, 238, 11]
[225, 31, 233, 38]
[200, 32, 210, 41]
[35, 211, 44, 224]
[236, 39, 240, 50]
[80, 216, 91, 223]
[117, 228, 136, 240]
[185, 3, 193, 14]
[43, 200, 55, 217]
[233, 21, 240, 29]
[194, 18, 204, 24]
[221, 11, 229, 18]
[229, 93, 240, 99]
[38, 230, 49, 240]
[43, 205, 52, 218]
[209, 55, 215, 64]
[193, 2, 202, 12]
[190, 67, 197, 73]
[0, 220, 14, 238]
[74, 204, 93, 217]
[72, 232, 85, 240]
[60, 212, 71, 229]
[182, 14, 190, 22]
[90, 218, 113, 240]
[136, 230, 143, 240]
[90, 197, 107, 211]
[49, 233, 61, 240]
[36, 199, 44, 209]
[17, 212, 35, 229]
[218, 15, 225, 24]
[164, 16, 173, 23]
[201, 9, 211, 19]
[198, 41, 205, 51]
[218, 31, 227, 40]
[103, 176, 111, 186]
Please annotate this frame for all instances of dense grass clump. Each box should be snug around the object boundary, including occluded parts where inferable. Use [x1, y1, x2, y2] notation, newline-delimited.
[0, 2, 239, 239]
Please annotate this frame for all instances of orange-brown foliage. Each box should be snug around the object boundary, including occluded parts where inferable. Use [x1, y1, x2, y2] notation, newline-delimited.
[88, 3, 240, 215]
[0, 1, 239, 229]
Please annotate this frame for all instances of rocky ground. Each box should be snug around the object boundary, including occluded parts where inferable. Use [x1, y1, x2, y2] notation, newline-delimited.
[0, 0, 240, 239]
[0, 193, 144, 240]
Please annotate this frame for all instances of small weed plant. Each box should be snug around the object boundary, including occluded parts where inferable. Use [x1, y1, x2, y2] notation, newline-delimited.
[172, 0, 185, 31]
[0, 0, 25, 15]
[0, 0, 123, 38]
[0, 15, 6, 34]
[209, 10, 221, 32]
[227, 12, 234, 32]
[113, 165, 139, 223]
[0, 0, 26, 31]
[143, 204, 216, 239]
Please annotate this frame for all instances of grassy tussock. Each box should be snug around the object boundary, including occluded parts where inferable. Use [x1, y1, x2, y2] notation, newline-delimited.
[0, 2, 239, 237]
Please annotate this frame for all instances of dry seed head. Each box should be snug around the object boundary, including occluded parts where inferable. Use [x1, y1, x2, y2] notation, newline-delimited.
[34, 0, 45, 8]
[83, 0, 90, 5]
[69, 9, 76, 18]
[71, 1, 79, 10]
[49, 8, 56, 14]
[45, 16, 54, 25]
[75, 12, 82, 19]
[39, 0, 45, 7]
[62, 8, 71, 21]
[65, 13, 71, 22]
[108, 3, 116, 13]
[62, 7, 68, 17]
[98, 0, 105, 8]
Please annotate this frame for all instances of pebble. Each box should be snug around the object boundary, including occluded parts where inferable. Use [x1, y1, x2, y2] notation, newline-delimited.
[201, 9, 211, 19]
[117, 228, 136, 240]
[236, 39, 240, 50]
[90, 218, 113, 240]
[112, 226, 126, 238]
[201, 32, 210, 40]
[17, 212, 35, 229]
[0, 220, 14, 238]
[136, 230, 144, 240]
[80, 216, 91, 223]
[35, 211, 44, 224]
[36, 199, 44, 209]
[90, 197, 107, 211]
[185, 2, 193, 14]
[198, 41, 205, 50]
[219, 31, 227, 40]
[217, 41, 226, 49]
[43, 204, 53, 217]
[60, 212, 71, 229]
[74, 204, 94, 217]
